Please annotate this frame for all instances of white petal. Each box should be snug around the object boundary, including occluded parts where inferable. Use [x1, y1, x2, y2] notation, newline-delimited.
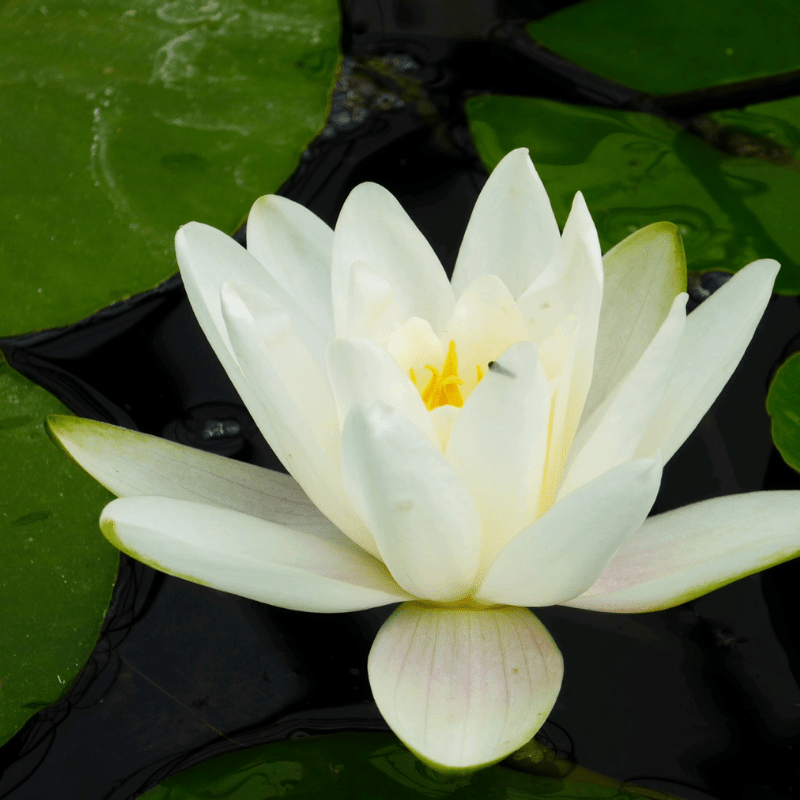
[560, 292, 687, 497]
[428, 404, 460, 451]
[101, 497, 410, 613]
[517, 193, 603, 415]
[327, 337, 438, 448]
[221, 281, 338, 461]
[221, 282, 378, 558]
[176, 222, 298, 451]
[443, 274, 530, 398]
[341, 402, 481, 602]
[446, 342, 551, 570]
[636, 259, 779, 462]
[585, 222, 687, 419]
[517, 195, 604, 514]
[331, 182, 454, 337]
[47, 416, 339, 536]
[476, 457, 662, 607]
[387, 317, 446, 394]
[517, 192, 603, 343]
[566, 491, 800, 613]
[368, 603, 563, 771]
[246, 194, 335, 337]
[342, 261, 406, 346]
[537, 317, 578, 514]
[451, 148, 561, 300]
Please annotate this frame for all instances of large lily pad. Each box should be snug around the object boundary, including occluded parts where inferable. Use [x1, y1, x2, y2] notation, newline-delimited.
[465, 94, 800, 294]
[140, 732, 672, 799]
[0, 0, 340, 337]
[0, 356, 117, 746]
[767, 352, 800, 474]
[527, 0, 800, 95]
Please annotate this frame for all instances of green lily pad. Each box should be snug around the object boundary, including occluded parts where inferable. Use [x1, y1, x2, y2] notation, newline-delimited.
[465, 94, 800, 294]
[0, 0, 340, 338]
[0, 355, 117, 746]
[140, 732, 668, 799]
[767, 352, 800, 473]
[527, 0, 800, 95]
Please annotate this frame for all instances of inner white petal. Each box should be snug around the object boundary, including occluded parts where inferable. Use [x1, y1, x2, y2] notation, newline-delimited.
[387, 317, 447, 391]
[443, 274, 529, 398]
[428, 404, 461, 451]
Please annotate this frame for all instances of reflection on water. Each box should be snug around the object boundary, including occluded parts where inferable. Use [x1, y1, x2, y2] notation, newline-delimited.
[369, 744, 471, 797]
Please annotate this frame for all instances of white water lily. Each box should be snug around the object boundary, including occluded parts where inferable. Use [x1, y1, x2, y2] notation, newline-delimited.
[49, 148, 800, 772]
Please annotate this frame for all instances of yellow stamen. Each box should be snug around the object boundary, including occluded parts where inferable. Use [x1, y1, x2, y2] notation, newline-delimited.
[421, 340, 464, 410]
[410, 342, 491, 410]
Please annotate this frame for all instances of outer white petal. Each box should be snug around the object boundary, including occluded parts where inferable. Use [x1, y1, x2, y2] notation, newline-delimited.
[176, 222, 303, 452]
[221, 281, 338, 461]
[476, 457, 662, 607]
[566, 491, 800, 613]
[221, 282, 378, 558]
[331, 183, 454, 337]
[585, 222, 687, 419]
[341, 402, 481, 602]
[636, 259, 779, 462]
[445, 342, 551, 570]
[451, 148, 561, 300]
[368, 603, 563, 771]
[46, 416, 339, 536]
[327, 337, 438, 448]
[246, 194, 335, 337]
[560, 292, 687, 497]
[101, 497, 411, 613]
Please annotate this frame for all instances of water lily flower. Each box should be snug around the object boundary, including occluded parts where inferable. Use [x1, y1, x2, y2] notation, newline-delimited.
[49, 148, 800, 772]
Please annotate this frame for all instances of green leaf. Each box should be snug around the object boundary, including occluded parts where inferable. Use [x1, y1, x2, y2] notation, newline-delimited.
[767, 352, 800, 473]
[465, 94, 800, 294]
[0, 356, 117, 746]
[0, 0, 341, 337]
[140, 732, 666, 799]
[527, 0, 800, 95]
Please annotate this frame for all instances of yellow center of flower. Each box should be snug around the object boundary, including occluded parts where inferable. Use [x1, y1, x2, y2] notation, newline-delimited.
[409, 341, 486, 411]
